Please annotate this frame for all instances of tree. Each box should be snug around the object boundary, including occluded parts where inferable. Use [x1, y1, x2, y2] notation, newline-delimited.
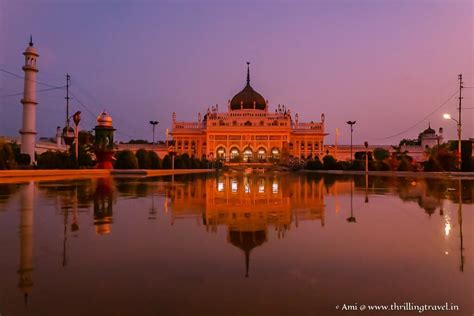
[397, 154, 415, 171]
[162, 155, 172, 169]
[114, 150, 138, 169]
[0, 143, 17, 170]
[174, 156, 184, 169]
[181, 153, 191, 169]
[306, 156, 323, 170]
[149, 151, 162, 169]
[37, 151, 72, 169]
[136, 149, 151, 169]
[323, 155, 340, 170]
[424, 144, 457, 171]
[373, 148, 389, 161]
[127, 139, 149, 144]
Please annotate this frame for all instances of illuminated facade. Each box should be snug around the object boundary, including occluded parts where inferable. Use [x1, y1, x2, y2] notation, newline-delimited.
[171, 63, 327, 162]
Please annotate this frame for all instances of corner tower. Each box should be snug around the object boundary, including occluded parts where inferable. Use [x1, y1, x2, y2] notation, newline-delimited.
[19, 36, 39, 164]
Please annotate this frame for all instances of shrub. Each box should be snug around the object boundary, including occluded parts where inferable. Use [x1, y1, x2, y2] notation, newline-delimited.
[424, 145, 456, 172]
[323, 155, 340, 170]
[37, 151, 71, 169]
[149, 151, 162, 169]
[136, 149, 151, 169]
[174, 156, 184, 169]
[162, 155, 172, 169]
[397, 155, 415, 171]
[0, 143, 17, 170]
[373, 148, 389, 161]
[181, 153, 191, 169]
[306, 156, 323, 170]
[191, 156, 201, 169]
[17, 153, 31, 166]
[114, 150, 138, 169]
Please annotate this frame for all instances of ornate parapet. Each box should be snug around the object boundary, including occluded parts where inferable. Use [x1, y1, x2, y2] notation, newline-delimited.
[173, 121, 205, 130]
[292, 122, 324, 132]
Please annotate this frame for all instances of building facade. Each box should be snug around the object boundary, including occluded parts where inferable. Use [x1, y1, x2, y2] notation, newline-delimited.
[171, 64, 327, 162]
[400, 124, 444, 162]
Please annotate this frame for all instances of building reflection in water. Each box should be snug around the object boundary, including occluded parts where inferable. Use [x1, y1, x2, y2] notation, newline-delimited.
[94, 178, 115, 235]
[170, 173, 325, 277]
[10, 174, 470, 306]
[18, 181, 34, 306]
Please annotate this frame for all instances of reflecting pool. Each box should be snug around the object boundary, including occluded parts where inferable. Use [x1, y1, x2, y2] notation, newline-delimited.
[0, 172, 472, 315]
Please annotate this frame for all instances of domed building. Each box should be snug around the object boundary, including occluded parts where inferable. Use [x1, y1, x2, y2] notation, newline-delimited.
[400, 123, 444, 162]
[171, 63, 327, 163]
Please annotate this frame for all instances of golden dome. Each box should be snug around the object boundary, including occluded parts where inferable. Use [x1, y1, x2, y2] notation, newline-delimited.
[97, 111, 113, 127]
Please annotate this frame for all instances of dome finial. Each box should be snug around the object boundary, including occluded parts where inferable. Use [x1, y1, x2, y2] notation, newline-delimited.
[246, 61, 250, 86]
[29, 35, 33, 47]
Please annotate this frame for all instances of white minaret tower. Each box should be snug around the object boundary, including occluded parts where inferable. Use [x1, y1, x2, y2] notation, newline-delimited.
[20, 36, 39, 164]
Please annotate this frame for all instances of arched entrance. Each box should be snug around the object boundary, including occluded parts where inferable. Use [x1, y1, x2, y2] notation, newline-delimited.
[230, 147, 240, 162]
[216, 147, 226, 160]
[243, 147, 253, 162]
[271, 147, 280, 160]
[257, 147, 266, 161]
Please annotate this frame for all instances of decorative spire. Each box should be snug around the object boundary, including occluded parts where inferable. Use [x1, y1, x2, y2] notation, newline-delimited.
[29, 35, 33, 47]
[246, 61, 250, 86]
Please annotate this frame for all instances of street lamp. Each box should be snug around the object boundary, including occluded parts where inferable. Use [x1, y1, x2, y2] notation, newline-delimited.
[443, 113, 462, 170]
[72, 111, 81, 163]
[149, 121, 159, 145]
[346, 121, 356, 163]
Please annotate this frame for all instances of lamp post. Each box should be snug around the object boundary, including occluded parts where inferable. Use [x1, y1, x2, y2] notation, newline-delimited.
[443, 113, 462, 170]
[346, 121, 356, 163]
[149, 121, 159, 146]
[72, 111, 81, 163]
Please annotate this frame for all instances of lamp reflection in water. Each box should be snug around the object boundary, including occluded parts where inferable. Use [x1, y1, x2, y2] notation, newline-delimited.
[346, 178, 356, 223]
[18, 181, 34, 306]
[458, 179, 464, 272]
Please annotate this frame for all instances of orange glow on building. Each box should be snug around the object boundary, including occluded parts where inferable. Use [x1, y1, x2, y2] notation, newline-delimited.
[172, 64, 327, 162]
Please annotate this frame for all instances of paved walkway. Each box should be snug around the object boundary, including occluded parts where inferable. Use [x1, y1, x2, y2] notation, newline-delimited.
[0, 169, 215, 183]
[302, 170, 474, 179]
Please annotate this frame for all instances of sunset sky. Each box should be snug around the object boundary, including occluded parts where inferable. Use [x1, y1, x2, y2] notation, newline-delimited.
[0, 0, 472, 145]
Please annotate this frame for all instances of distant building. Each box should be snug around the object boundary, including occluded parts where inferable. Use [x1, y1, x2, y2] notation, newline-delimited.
[171, 63, 327, 163]
[400, 124, 443, 162]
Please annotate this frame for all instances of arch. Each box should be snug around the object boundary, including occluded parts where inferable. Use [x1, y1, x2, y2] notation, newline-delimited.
[257, 147, 267, 161]
[244, 121, 252, 126]
[216, 146, 226, 159]
[271, 147, 280, 160]
[243, 147, 253, 162]
[229, 147, 240, 161]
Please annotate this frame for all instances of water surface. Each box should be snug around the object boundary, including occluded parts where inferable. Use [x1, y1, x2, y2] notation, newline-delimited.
[0, 172, 472, 315]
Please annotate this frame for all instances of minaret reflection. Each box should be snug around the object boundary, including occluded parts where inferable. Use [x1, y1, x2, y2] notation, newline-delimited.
[18, 181, 34, 305]
[94, 178, 114, 235]
[170, 173, 325, 277]
[61, 186, 79, 267]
